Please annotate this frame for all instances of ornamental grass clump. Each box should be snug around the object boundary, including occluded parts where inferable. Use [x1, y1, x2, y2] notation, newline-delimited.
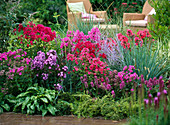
[31, 50, 68, 89]
[12, 22, 56, 57]
[115, 29, 168, 80]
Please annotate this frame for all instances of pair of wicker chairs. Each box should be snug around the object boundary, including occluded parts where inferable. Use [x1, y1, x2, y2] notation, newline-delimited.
[66, 0, 155, 31]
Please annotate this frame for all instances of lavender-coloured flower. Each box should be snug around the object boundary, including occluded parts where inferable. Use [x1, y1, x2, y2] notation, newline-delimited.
[42, 73, 48, 80]
[56, 83, 62, 91]
[111, 90, 115, 98]
[90, 82, 94, 87]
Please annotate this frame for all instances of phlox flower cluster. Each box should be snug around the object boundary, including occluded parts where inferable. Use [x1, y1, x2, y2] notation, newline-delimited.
[117, 65, 138, 89]
[117, 29, 152, 49]
[31, 50, 68, 81]
[14, 22, 56, 47]
[0, 49, 31, 79]
[80, 74, 112, 92]
[60, 27, 103, 56]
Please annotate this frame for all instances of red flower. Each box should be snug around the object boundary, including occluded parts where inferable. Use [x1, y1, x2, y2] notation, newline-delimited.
[27, 44, 29, 47]
[122, 3, 127, 5]
[132, 2, 137, 5]
[30, 41, 33, 45]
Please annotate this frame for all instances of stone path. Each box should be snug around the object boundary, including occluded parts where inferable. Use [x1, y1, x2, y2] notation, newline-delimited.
[0, 112, 127, 125]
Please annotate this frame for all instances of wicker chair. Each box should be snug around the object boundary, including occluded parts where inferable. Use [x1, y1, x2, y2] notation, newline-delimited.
[123, 0, 155, 31]
[66, 0, 108, 30]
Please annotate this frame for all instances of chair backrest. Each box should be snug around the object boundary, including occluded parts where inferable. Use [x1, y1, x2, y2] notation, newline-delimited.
[67, 0, 93, 14]
[142, 0, 153, 16]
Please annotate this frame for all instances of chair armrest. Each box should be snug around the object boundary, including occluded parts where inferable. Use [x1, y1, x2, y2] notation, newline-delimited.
[147, 15, 155, 24]
[68, 12, 82, 20]
[67, 12, 82, 30]
[123, 13, 145, 26]
[91, 11, 108, 22]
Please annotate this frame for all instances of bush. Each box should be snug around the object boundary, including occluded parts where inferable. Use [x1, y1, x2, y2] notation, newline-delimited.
[71, 93, 135, 120]
[0, 0, 23, 52]
[148, 0, 170, 41]
[19, 0, 66, 28]
[10, 85, 57, 116]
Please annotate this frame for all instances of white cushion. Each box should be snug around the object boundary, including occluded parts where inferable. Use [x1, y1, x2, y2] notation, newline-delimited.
[144, 8, 156, 21]
[82, 18, 105, 23]
[125, 20, 147, 27]
[67, 2, 86, 14]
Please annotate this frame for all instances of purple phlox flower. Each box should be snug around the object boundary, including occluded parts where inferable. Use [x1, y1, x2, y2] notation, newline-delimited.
[63, 73, 66, 78]
[84, 82, 88, 88]
[121, 81, 125, 88]
[56, 83, 62, 91]
[42, 73, 48, 80]
[111, 90, 115, 98]
[106, 84, 111, 90]
[131, 89, 134, 92]
[90, 82, 94, 87]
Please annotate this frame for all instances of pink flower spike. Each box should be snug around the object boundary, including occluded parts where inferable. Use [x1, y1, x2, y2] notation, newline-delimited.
[19, 72, 22, 75]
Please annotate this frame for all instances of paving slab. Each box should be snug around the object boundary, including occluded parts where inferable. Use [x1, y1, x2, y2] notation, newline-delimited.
[0, 112, 127, 125]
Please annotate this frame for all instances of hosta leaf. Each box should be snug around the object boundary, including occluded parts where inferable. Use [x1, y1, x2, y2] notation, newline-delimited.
[44, 94, 52, 101]
[22, 97, 30, 111]
[27, 87, 38, 92]
[1, 104, 10, 111]
[40, 98, 48, 103]
[42, 109, 47, 116]
[47, 104, 56, 115]
[0, 107, 3, 114]
[17, 92, 29, 98]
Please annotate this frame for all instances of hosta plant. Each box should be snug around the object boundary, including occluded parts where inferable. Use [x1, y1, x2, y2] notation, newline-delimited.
[0, 93, 10, 114]
[11, 85, 57, 116]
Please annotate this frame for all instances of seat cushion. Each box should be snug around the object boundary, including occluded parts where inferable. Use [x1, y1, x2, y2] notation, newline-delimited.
[82, 13, 97, 19]
[82, 18, 105, 23]
[67, 2, 86, 14]
[125, 20, 147, 27]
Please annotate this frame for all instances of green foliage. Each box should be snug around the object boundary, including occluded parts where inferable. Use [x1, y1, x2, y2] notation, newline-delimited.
[71, 93, 135, 120]
[119, 41, 168, 80]
[0, 0, 22, 52]
[0, 93, 10, 114]
[148, 0, 170, 41]
[129, 98, 170, 125]
[19, 0, 66, 29]
[10, 85, 57, 116]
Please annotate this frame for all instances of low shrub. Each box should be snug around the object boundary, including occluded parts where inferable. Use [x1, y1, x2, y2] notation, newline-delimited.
[71, 93, 137, 120]
[10, 85, 57, 116]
